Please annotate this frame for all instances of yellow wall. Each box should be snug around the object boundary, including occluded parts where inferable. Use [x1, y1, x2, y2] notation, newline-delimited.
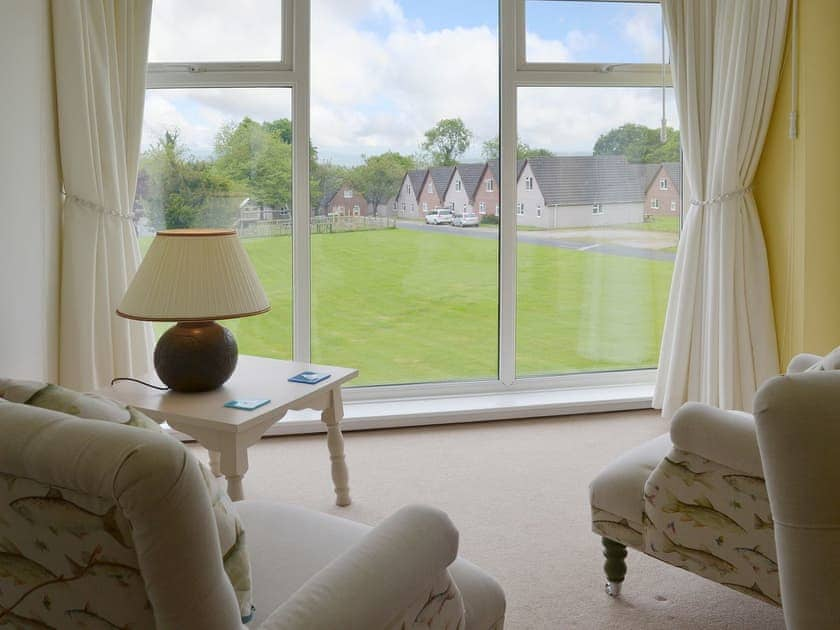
[753, 0, 840, 366]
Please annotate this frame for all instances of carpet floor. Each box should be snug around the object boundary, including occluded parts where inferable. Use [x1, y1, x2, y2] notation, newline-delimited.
[192, 410, 786, 629]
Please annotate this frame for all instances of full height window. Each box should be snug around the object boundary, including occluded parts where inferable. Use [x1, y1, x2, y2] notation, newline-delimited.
[140, 0, 679, 396]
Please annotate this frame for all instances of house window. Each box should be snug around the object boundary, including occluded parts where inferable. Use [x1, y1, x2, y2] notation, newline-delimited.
[536, 204, 542, 218]
[455, 180, 461, 191]
[525, 176, 533, 191]
[479, 202, 486, 213]
[651, 198, 660, 210]
[592, 203, 603, 215]
[423, 202, 428, 212]
[516, 203, 525, 216]
[352, 205, 360, 216]
[428, 183, 433, 193]
[659, 178, 668, 190]
[485, 179, 494, 192]
[344, 189, 353, 198]
[401, 202, 406, 211]
[670, 200, 677, 212]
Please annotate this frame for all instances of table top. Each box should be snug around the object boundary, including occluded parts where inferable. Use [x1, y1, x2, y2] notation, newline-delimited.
[99, 355, 358, 433]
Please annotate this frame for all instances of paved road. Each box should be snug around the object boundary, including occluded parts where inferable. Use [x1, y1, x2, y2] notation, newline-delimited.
[396, 221, 677, 262]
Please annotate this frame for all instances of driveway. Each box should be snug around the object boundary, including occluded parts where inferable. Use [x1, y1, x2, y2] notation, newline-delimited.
[395, 221, 677, 262]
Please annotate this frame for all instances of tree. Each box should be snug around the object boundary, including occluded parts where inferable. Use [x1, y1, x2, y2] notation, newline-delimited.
[481, 135, 554, 160]
[138, 130, 232, 230]
[311, 160, 349, 213]
[592, 123, 680, 163]
[350, 152, 415, 217]
[213, 117, 292, 209]
[421, 118, 473, 166]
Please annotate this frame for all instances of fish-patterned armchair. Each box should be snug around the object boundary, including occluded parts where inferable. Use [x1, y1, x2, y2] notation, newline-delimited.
[0, 385, 506, 629]
[589, 350, 840, 611]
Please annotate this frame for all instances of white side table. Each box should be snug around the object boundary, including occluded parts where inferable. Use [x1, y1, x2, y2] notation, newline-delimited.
[100, 356, 358, 505]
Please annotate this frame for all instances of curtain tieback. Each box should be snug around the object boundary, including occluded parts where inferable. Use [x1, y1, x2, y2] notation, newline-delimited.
[65, 193, 134, 220]
[690, 186, 752, 208]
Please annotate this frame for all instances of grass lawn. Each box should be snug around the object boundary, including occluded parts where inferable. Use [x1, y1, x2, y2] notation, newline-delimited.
[141, 230, 673, 386]
[607, 215, 680, 233]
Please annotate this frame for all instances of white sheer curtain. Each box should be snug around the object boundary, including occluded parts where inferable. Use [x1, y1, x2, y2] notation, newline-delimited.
[52, 0, 154, 390]
[655, 0, 789, 418]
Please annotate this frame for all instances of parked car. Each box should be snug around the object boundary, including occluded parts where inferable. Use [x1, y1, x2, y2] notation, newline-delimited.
[453, 212, 479, 227]
[425, 208, 453, 225]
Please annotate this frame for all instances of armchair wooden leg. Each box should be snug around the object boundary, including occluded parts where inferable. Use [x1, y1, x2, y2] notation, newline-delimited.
[602, 537, 627, 597]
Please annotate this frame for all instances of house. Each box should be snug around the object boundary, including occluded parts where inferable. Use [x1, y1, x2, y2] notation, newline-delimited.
[643, 162, 682, 217]
[443, 162, 486, 215]
[518, 155, 644, 228]
[323, 183, 369, 216]
[236, 197, 289, 227]
[472, 159, 527, 218]
[417, 166, 454, 215]
[393, 168, 426, 217]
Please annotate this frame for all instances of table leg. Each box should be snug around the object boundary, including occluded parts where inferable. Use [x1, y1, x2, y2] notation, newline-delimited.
[208, 450, 222, 477]
[218, 444, 249, 502]
[226, 475, 245, 502]
[321, 388, 351, 506]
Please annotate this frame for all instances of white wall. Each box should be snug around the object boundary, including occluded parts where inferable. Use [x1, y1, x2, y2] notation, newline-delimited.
[0, 0, 61, 380]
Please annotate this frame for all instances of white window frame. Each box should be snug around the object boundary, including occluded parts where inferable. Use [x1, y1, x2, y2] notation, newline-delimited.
[592, 203, 603, 215]
[536, 204, 542, 218]
[525, 176, 533, 190]
[651, 197, 660, 209]
[670, 200, 677, 212]
[659, 178, 668, 190]
[352, 204, 360, 216]
[455, 179, 461, 191]
[516, 202, 525, 216]
[428, 183, 433, 193]
[144, 0, 670, 420]
[344, 188, 353, 198]
[479, 201, 487, 213]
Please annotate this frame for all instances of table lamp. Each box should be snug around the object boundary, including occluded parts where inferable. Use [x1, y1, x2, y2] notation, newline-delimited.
[117, 229, 270, 392]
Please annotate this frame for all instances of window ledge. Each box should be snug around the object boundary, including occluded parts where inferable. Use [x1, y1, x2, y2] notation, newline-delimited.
[261, 383, 655, 436]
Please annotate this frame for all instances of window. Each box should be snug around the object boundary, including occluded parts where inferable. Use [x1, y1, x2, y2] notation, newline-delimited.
[659, 179, 668, 190]
[651, 198, 660, 209]
[142, 0, 679, 401]
[670, 200, 677, 212]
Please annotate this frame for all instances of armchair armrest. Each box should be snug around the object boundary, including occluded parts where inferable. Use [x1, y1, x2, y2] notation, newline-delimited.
[260, 505, 461, 630]
[670, 402, 763, 477]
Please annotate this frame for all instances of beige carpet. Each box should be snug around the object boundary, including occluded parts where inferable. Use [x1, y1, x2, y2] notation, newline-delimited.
[192, 410, 786, 629]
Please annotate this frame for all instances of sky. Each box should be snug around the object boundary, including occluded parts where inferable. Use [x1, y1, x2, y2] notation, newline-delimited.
[143, 0, 677, 164]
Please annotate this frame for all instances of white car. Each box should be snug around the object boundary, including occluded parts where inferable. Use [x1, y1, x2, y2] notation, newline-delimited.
[453, 212, 479, 227]
[425, 208, 453, 225]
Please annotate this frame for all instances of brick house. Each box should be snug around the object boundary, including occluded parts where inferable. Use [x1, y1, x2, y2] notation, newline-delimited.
[394, 168, 426, 217]
[472, 159, 526, 217]
[417, 166, 455, 215]
[444, 162, 485, 215]
[324, 183, 369, 216]
[643, 162, 682, 217]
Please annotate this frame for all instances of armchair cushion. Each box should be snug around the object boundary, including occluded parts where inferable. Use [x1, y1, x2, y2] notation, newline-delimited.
[0, 379, 255, 622]
[239, 502, 505, 630]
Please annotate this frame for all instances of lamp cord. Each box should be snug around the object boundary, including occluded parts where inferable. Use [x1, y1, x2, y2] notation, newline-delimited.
[110, 377, 170, 391]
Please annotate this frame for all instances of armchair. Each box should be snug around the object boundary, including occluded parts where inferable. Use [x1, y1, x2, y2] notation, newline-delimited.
[590, 350, 837, 609]
[0, 396, 505, 629]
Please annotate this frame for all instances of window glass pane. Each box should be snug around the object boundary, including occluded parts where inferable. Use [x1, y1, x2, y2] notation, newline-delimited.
[148, 0, 283, 62]
[310, 0, 499, 386]
[136, 88, 293, 357]
[526, 1, 664, 64]
[516, 86, 680, 376]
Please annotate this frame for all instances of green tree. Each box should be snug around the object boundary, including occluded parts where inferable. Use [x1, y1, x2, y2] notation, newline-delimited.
[350, 152, 415, 217]
[311, 160, 349, 213]
[139, 130, 232, 229]
[481, 135, 554, 160]
[421, 118, 473, 166]
[592, 123, 680, 163]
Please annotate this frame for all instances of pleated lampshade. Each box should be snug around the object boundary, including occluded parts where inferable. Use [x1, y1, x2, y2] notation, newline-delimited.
[117, 229, 270, 322]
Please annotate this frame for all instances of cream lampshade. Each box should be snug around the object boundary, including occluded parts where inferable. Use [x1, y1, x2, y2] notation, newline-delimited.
[117, 229, 270, 392]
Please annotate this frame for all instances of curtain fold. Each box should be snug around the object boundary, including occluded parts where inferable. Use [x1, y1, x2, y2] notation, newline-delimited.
[52, 0, 154, 390]
[655, 0, 789, 418]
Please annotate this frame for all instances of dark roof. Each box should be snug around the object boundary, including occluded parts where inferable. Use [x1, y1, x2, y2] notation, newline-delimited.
[661, 162, 682, 194]
[455, 162, 486, 200]
[407, 169, 427, 200]
[486, 159, 526, 184]
[428, 166, 456, 198]
[527, 155, 643, 206]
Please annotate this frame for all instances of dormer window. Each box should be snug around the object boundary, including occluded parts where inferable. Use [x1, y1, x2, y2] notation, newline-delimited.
[344, 189, 353, 198]
[659, 178, 668, 190]
[485, 179, 494, 192]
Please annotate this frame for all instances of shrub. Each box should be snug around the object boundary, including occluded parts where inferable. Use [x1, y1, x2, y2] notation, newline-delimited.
[480, 214, 499, 225]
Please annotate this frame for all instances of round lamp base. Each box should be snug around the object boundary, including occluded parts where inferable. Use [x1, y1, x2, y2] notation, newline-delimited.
[154, 321, 238, 392]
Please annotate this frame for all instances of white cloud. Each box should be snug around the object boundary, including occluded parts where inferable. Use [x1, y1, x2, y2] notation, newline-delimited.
[144, 1, 677, 163]
[623, 9, 662, 62]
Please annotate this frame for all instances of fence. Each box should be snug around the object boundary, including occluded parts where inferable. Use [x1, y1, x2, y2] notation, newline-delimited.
[236, 215, 396, 238]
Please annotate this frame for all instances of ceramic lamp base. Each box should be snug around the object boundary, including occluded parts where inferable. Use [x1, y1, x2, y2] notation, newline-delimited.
[154, 321, 238, 392]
